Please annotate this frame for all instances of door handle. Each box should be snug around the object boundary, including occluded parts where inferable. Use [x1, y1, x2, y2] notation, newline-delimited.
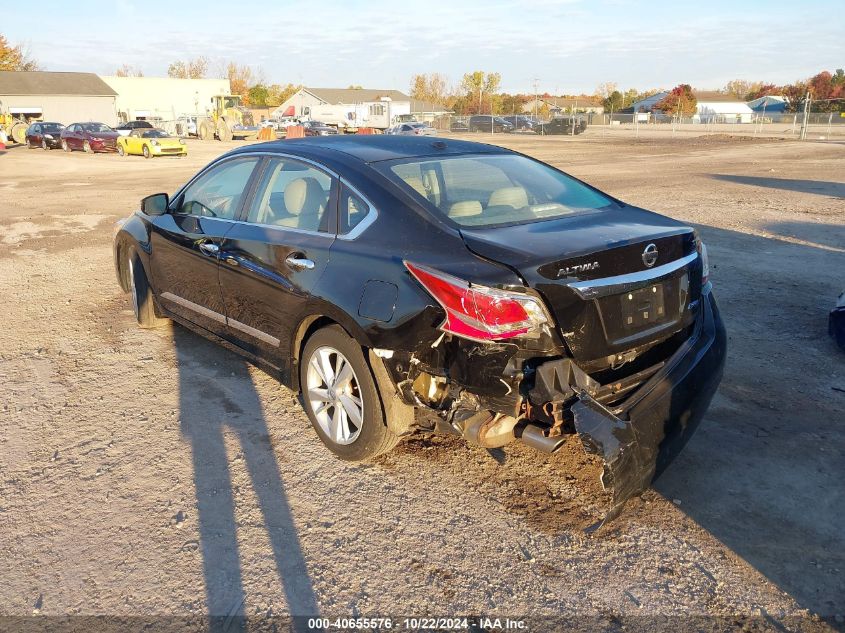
[285, 254, 315, 271]
[198, 242, 219, 256]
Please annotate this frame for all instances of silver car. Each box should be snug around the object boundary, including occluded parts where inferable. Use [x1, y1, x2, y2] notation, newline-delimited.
[385, 122, 437, 136]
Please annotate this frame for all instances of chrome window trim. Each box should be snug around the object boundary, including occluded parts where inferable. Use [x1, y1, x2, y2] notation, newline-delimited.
[567, 252, 698, 299]
[169, 150, 378, 240]
[337, 177, 378, 241]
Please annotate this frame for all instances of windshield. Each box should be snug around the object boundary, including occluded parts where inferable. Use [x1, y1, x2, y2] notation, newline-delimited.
[223, 97, 240, 109]
[42, 123, 64, 133]
[143, 129, 170, 138]
[383, 154, 614, 228]
[82, 123, 112, 133]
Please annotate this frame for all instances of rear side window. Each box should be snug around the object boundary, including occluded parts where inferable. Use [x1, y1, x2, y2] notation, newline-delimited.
[339, 186, 370, 235]
[383, 154, 613, 228]
[247, 158, 334, 233]
[177, 158, 260, 220]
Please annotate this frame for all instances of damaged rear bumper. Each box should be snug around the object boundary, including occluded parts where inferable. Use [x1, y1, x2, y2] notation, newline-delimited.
[531, 287, 727, 528]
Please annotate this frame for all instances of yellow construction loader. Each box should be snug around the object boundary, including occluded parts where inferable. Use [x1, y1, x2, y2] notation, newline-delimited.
[0, 102, 32, 145]
[196, 95, 258, 141]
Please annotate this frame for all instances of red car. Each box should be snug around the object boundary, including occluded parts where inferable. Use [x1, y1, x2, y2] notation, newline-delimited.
[25, 122, 65, 150]
[60, 122, 120, 153]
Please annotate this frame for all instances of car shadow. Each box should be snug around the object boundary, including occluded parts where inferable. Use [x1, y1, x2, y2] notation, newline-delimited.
[651, 220, 845, 620]
[173, 325, 320, 631]
[710, 174, 845, 199]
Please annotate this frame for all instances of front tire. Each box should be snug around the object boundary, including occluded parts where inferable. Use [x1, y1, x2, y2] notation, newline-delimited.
[128, 254, 169, 329]
[83, 140, 92, 153]
[300, 326, 399, 461]
[62, 139, 70, 152]
[142, 145, 151, 159]
[117, 143, 125, 157]
[42, 139, 49, 150]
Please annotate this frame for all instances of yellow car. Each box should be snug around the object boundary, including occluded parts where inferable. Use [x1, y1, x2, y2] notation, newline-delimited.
[117, 128, 187, 158]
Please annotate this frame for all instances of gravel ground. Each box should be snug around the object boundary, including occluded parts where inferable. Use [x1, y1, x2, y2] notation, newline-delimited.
[0, 133, 843, 632]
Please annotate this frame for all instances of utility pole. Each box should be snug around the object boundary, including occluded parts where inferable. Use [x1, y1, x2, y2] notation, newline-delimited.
[532, 78, 539, 121]
[799, 91, 810, 140]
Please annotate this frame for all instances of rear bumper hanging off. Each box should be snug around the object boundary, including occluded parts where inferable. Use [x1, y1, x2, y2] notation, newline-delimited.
[533, 288, 727, 530]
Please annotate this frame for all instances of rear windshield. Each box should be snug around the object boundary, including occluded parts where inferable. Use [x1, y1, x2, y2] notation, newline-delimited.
[382, 154, 613, 227]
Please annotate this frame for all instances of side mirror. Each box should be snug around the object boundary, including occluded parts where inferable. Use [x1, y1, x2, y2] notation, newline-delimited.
[141, 193, 169, 216]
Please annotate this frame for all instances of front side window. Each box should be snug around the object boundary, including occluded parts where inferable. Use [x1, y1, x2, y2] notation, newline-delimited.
[247, 158, 333, 232]
[177, 158, 260, 220]
[382, 154, 613, 228]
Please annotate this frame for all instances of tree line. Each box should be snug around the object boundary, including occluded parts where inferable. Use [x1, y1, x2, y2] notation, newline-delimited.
[2, 33, 842, 114]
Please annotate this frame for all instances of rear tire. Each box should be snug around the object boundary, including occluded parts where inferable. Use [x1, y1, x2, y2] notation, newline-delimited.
[198, 120, 213, 140]
[300, 326, 399, 461]
[128, 253, 169, 329]
[117, 143, 125, 156]
[217, 120, 232, 142]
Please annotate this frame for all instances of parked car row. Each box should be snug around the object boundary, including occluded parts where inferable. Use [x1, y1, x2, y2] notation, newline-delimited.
[449, 114, 588, 135]
[385, 122, 437, 136]
[24, 121, 187, 158]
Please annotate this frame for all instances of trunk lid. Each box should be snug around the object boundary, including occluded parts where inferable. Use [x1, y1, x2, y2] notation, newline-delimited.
[460, 205, 702, 367]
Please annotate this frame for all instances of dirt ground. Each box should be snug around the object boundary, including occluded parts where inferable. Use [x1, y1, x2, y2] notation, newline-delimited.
[0, 132, 843, 631]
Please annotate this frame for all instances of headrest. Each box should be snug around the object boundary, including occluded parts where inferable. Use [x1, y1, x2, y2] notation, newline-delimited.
[449, 201, 483, 218]
[284, 177, 323, 216]
[488, 186, 528, 209]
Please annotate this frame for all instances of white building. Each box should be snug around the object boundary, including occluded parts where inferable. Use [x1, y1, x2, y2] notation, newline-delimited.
[693, 91, 754, 123]
[100, 76, 232, 123]
[272, 87, 412, 129]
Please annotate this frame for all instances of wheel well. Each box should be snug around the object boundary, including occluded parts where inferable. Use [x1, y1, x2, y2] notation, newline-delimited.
[116, 240, 131, 292]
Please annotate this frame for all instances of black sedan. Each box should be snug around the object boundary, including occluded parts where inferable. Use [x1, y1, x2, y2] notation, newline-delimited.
[535, 117, 585, 135]
[300, 120, 338, 136]
[114, 136, 726, 524]
[25, 121, 65, 149]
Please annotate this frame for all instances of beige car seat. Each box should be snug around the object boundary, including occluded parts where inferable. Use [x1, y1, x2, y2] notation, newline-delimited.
[487, 186, 528, 209]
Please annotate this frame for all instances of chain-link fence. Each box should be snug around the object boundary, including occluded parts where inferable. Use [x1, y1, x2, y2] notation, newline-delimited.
[417, 111, 845, 140]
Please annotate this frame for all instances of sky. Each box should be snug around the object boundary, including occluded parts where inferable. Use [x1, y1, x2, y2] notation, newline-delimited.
[5, 0, 843, 95]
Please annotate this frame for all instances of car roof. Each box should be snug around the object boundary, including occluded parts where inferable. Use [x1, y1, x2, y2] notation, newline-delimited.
[231, 135, 510, 164]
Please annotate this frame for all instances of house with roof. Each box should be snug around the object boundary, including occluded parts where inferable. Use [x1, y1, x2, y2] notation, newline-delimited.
[0, 71, 117, 125]
[625, 90, 754, 122]
[693, 91, 754, 123]
[522, 96, 604, 116]
[272, 87, 418, 129]
[746, 95, 788, 114]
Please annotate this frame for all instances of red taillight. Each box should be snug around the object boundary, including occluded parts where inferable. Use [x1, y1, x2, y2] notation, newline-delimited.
[404, 261, 550, 342]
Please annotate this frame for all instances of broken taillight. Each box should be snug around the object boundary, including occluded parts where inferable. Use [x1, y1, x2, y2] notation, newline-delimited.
[404, 261, 550, 342]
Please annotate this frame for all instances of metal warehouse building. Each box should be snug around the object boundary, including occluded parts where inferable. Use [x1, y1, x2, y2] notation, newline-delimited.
[0, 71, 117, 126]
[100, 76, 232, 123]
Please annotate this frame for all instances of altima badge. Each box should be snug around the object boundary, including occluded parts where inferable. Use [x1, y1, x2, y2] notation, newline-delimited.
[557, 262, 599, 278]
[642, 243, 659, 268]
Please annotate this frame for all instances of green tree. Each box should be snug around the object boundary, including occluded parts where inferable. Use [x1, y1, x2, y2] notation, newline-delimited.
[655, 84, 697, 117]
[247, 84, 270, 107]
[603, 90, 624, 113]
[0, 34, 38, 71]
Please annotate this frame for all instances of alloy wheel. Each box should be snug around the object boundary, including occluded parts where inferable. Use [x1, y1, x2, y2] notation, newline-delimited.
[306, 346, 364, 445]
